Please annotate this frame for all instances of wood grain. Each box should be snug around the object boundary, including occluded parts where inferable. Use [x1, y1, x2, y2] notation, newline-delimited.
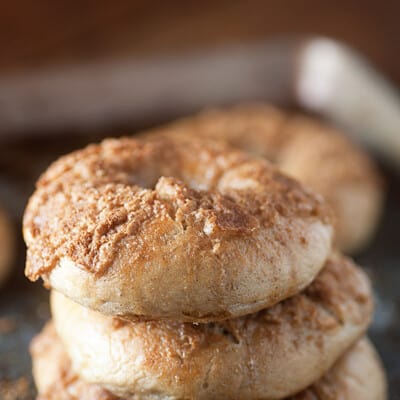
[0, 1, 399, 84]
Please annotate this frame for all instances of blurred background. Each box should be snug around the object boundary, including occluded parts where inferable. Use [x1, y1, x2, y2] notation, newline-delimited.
[0, 1, 399, 399]
[0, 1, 399, 79]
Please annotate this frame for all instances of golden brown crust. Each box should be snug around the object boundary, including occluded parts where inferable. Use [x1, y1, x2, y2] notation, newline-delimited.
[31, 323, 118, 400]
[142, 104, 383, 253]
[292, 338, 387, 400]
[24, 136, 333, 322]
[50, 253, 373, 399]
[32, 330, 385, 399]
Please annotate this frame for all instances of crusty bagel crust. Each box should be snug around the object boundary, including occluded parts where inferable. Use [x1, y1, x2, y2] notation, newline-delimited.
[292, 337, 386, 400]
[50, 253, 373, 400]
[30, 325, 386, 400]
[142, 104, 383, 253]
[31, 322, 118, 400]
[24, 136, 333, 322]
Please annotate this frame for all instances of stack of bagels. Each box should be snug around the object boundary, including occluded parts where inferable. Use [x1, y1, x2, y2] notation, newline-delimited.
[25, 105, 386, 399]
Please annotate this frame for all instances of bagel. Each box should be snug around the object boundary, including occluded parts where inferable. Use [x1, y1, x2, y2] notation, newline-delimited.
[142, 104, 383, 253]
[31, 322, 118, 400]
[0, 207, 14, 287]
[292, 337, 386, 400]
[50, 252, 372, 400]
[31, 326, 386, 400]
[24, 136, 333, 322]
[31, 325, 386, 400]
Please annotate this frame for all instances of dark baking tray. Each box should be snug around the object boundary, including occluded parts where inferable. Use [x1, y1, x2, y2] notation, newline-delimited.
[0, 128, 399, 399]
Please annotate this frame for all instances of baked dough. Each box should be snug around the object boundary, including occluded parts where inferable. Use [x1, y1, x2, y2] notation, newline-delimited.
[292, 337, 386, 400]
[31, 322, 118, 400]
[31, 329, 385, 400]
[50, 253, 372, 400]
[24, 136, 333, 322]
[143, 104, 383, 253]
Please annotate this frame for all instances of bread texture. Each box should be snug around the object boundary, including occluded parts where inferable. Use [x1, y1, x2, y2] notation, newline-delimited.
[292, 337, 386, 400]
[142, 104, 383, 253]
[31, 326, 385, 400]
[50, 253, 372, 399]
[24, 136, 333, 322]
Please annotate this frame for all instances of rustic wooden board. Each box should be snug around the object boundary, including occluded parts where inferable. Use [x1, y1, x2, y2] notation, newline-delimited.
[1, 1, 399, 86]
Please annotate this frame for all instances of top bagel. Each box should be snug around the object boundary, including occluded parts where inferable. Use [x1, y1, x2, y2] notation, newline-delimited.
[143, 104, 383, 253]
[24, 136, 333, 322]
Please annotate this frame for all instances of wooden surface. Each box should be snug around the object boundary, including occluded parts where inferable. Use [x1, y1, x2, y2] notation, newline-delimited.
[1, 1, 399, 85]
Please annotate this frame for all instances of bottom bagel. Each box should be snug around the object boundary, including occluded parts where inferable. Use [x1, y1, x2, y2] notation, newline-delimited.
[49, 253, 373, 400]
[31, 323, 386, 400]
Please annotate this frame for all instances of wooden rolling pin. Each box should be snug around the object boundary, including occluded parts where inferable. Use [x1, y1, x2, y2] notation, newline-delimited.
[296, 38, 400, 168]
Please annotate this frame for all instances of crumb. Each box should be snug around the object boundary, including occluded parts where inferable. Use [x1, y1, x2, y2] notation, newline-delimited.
[0, 317, 16, 334]
[0, 377, 30, 400]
